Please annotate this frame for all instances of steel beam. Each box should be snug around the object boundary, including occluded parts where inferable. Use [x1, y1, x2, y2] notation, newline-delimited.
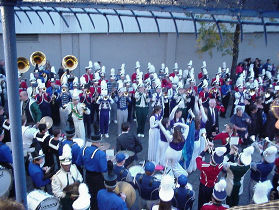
[0, 0, 27, 208]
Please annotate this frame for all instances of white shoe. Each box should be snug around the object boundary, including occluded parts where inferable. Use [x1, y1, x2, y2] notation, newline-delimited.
[137, 134, 141, 138]
[141, 134, 145, 138]
[133, 119, 137, 122]
[105, 134, 109, 138]
[101, 134, 104, 138]
[114, 120, 118, 124]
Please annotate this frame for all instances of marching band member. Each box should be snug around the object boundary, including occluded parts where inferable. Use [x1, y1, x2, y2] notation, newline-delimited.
[151, 78, 166, 111]
[47, 78, 61, 126]
[28, 149, 51, 191]
[196, 145, 227, 209]
[135, 79, 149, 137]
[35, 81, 52, 117]
[59, 127, 81, 165]
[220, 78, 232, 118]
[52, 144, 83, 208]
[249, 145, 277, 202]
[201, 179, 229, 210]
[223, 146, 254, 207]
[169, 101, 185, 128]
[198, 61, 209, 81]
[159, 121, 189, 178]
[58, 84, 71, 132]
[169, 62, 179, 78]
[26, 73, 38, 99]
[47, 128, 61, 171]
[114, 82, 131, 135]
[148, 106, 162, 164]
[131, 61, 141, 83]
[79, 83, 93, 139]
[172, 175, 195, 210]
[64, 90, 90, 140]
[168, 76, 179, 112]
[213, 123, 238, 146]
[81, 61, 94, 85]
[107, 68, 118, 124]
[125, 74, 136, 122]
[0, 128, 12, 167]
[144, 62, 153, 80]
[199, 79, 210, 108]
[91, 73, 101, 135]
[232, 84, 246, 115]
[69, 77, 82, 97]
[72, 183, 91, 210]
[76, 135, 107, 210]
[173, 82, 187, 120]
[152, 175, 177, 210]
[135, 161, 160, 209]
[113, 152, 133, 182]
[97, 160, 128, 210]
[116, 122, 142, 167]
[20, 90, 42, 126]
[97, 80, 113, 138]
[33, 123, 51, 166]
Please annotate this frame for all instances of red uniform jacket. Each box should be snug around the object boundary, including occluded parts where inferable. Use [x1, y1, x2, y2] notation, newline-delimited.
[161, 78, 172, 89]
[131, 72, 137, 83]
[35, 93, 51, 105]
[20, 81, 28, 90]
[198, 72, 203, 80]
[82, 73, 94, 83]
[196, 156, 223, 188]
[144, 73, 150, 80]
[169, 72, 176, 78]
[199, 91, 209, 104]
[201, 202, 229, 210]
[213, 132, 239, 145]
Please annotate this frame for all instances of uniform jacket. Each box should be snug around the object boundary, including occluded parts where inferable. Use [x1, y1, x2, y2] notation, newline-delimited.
[28, 162, 50, 188]
[97, 189, 128, 210]
[20, 98, 42, 123]
[51, 164, 83, 198]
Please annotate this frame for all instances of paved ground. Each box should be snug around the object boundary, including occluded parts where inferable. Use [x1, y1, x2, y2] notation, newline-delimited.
[23, 103, 273, 209]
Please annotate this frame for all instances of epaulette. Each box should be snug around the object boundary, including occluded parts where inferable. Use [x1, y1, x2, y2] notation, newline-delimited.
[218, 163, 223, 169]
[202, 163, 210, 167]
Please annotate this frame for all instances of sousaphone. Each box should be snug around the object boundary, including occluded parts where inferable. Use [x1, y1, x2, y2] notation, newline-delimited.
[30, 51, 46, 67]
[60, 55, 78, 84]
[17, 57, 30, 74]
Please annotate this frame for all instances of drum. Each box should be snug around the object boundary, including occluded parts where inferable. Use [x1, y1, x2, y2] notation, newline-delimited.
[128, 165, 144, 177]
[27, 190, 59, 210]
[0, 165, 12, 198]
[114, 181, 136, 208]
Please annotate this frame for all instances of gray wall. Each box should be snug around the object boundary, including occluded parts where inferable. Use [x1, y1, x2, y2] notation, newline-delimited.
[0, 32, 278, 80]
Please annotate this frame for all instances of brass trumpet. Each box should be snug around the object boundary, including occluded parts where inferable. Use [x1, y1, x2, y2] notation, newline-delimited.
[124, 92, 129, 97]
[62, 55, 78, 71]
[30, 51, 46, 67]
[17, 57, 30, 73]
[103, 95, 109, 100]
[62, 87, 67, 93]
[42, 87, 46, 92]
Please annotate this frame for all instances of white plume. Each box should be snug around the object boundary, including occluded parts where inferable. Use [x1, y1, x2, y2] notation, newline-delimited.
[214, 179, 227, 192]
[243, 146, 254, 156]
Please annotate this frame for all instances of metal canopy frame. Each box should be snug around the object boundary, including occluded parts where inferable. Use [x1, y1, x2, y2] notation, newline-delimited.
[8, 1, 279, 45]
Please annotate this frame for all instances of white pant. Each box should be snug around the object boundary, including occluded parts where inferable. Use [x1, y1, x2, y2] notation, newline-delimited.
[59, 107, 68, 132]
[156, 141, 168, 166]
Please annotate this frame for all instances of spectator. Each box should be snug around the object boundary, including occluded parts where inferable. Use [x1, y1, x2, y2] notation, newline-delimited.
[230, 107, 250, 141]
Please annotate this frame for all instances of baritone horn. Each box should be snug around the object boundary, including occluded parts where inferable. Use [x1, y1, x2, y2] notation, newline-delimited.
[30, 51, 46, 67]
[17, 57, 30, 73]
[62, 55, 78, 71]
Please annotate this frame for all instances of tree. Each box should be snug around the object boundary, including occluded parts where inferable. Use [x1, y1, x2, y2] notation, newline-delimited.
[196, 20, 239, 83]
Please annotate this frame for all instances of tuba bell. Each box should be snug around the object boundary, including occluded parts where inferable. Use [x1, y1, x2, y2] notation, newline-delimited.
[17, 57, 30, 73]
[62, 55, 78, 71]
[30, 51, 46, 67]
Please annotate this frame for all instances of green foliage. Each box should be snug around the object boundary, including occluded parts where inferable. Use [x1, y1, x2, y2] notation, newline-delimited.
[196, 22, 234, 57]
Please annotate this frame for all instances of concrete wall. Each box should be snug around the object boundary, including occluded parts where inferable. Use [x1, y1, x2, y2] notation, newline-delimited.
[0, 32, 278, 80]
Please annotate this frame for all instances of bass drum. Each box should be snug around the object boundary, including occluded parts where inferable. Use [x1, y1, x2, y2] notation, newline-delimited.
[27, 190, 59, 210]
[0, 165, 12, 198]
